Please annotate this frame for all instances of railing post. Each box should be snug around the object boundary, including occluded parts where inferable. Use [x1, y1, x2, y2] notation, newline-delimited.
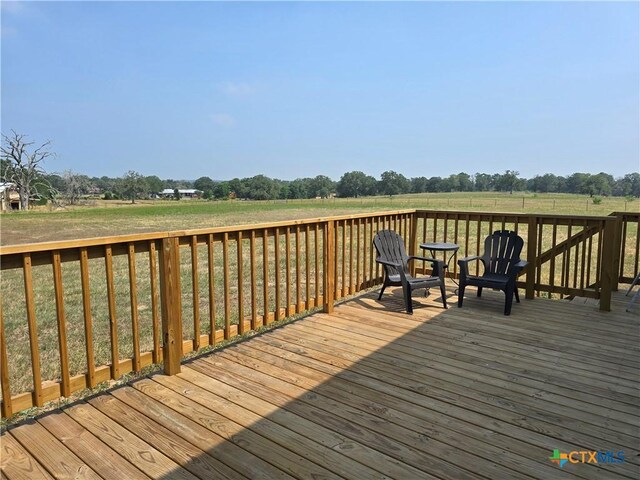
[609, 212, 623, 291]
[599, 218, 616, 312]
[159, 236, 183, 375]
[324, 220, 335, 313]
[525, 215, 537, 300]
[409, 211, 419, 276]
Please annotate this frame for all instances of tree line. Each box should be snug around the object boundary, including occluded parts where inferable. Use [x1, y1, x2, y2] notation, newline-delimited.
[2, 131, 639, 209]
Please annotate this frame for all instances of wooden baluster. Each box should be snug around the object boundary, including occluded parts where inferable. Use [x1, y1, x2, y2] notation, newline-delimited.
[263, 229, 270, 325]
[223, 232, 231, 339]
[475, 219, 481, 276]
[433, 217, 438, 242]
[285, 227, 292, 316]
[104, 245, 119, 379]
[314, 224, 320, 305]
[128, 243, 141, 371]
[237, 231, 245, 335]
[295, 226, 302, 313]
[0, 301, 12, 418]
[341, 221, 346, 298]
[586, 227, 593, 288]
[190, 236, 200, 351]
[453, 214, 459, 278]
[595, 224, 603, 288]
[525, 217, 537, 300]
[563, 220, 573, 297]
[535, 221, 543, 297]
[79, 249, 95, 389]
[52, 250, 71, 397]
[207, 234, 216, 344]
[23, 253, 43, 404]
[369, 217, 374, 286]
[349, 219, 354, 294]
[363, 218, 369, 287]
[356, 219, 361, 291]
[250, 230, 257, 330]
[305, 225, 311, 309]
[149, 241, 161, 362]
[274, 228, 281, 321]
[324, 220, 335, 313]
[464, 214, 470, 261]
[549, 220, 558, 294]
[580, 220, 587, 291]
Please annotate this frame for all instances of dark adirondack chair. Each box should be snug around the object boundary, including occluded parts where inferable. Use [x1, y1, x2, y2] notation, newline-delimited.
[373, 230, 447, 314]
[457, 230, 528, 316]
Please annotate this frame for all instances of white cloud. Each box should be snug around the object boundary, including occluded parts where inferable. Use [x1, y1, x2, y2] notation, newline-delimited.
[219, 82, 256, 97]
[210, 113, 235, 127]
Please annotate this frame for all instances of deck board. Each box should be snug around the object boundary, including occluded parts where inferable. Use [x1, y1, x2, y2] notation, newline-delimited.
[2, 288, 639, 480]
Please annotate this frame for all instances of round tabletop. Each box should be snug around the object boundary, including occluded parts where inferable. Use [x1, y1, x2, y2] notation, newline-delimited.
[420, 242, 459, 251]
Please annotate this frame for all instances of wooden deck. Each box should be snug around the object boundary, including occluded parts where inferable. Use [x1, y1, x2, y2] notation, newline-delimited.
[2, 287, 639, 480]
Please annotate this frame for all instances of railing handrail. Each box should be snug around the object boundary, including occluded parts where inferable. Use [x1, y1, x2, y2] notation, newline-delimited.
[2, 207, 630, 255]
[0, 209, 417, 255]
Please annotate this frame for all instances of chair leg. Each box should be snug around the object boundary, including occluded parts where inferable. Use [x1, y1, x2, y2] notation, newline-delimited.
[477, 287, 483, 297]
[378, 283, 387, 300]
[504, 287, 514, 316]
[514, 288, 520, 303]
[404, 286, 413, 314]
[440, 283, 448, 309]
[457, 284, 465, 308]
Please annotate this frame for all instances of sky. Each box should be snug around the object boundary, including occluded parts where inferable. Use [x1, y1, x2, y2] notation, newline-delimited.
[1, 1, 638, 181]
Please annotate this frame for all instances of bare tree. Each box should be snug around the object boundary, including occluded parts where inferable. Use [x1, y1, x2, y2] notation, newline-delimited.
[62, 170, 91, 205]
[1, 131, 54, 210]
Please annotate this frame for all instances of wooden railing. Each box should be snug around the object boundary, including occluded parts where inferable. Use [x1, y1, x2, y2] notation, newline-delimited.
[0, 208, 633, 418]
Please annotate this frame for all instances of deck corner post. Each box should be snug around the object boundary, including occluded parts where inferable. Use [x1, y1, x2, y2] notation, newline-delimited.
[525, 215, 537, 300]
[609, 212, 623, 291]
[599, 218, 616, 312]
[324, 220, 335, 313]
[159, 236, 183, 375]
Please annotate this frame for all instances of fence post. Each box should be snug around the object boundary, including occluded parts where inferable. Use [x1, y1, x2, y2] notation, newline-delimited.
[599, 218, 616, 312]
[159, 236, 183, 375]
[525, 215, 537, 300]
[324, 220, 335, 313]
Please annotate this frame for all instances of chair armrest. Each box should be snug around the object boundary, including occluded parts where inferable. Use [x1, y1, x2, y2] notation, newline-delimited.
[458, 255, 479, 264]
[457, 255, 480, 279]
[408, 256, 445, 278]
[375, 258, 402, 269]
[511, 260, 529, 276]
[407, 256, 438, 263]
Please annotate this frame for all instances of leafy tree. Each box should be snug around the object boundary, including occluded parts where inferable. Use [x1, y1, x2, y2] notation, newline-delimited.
[379, 170, 410, 196]
[473, 173, 493, 191]
[213, 181, 230, 199]
[308, 175, 335, 198]
[1, 131, 54, 210]
[145, 175, 164, 195]
[287, 179, 308, 199]
[410, 176, 429, 193]
[194, 176, 216, 193]
[336, 171, 378, 198]
[495, 170, 521, 194]
[120, 170, 147, 204]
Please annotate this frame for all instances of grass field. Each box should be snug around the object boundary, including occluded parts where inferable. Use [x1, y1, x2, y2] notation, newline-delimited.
[0, 192, 638, 410]
[1, 192, 638, 246]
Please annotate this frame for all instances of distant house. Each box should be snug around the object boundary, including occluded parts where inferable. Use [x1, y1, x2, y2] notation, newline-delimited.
[159, 188, 203, 199]
[0, 182, 21, 211]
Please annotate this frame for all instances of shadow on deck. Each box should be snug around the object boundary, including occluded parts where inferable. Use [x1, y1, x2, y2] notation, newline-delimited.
[2, 287, 639, 480]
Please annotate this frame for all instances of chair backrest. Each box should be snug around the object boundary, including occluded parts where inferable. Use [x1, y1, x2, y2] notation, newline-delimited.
[373, 230, 409, 277]
[480, 230, 524, 275]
